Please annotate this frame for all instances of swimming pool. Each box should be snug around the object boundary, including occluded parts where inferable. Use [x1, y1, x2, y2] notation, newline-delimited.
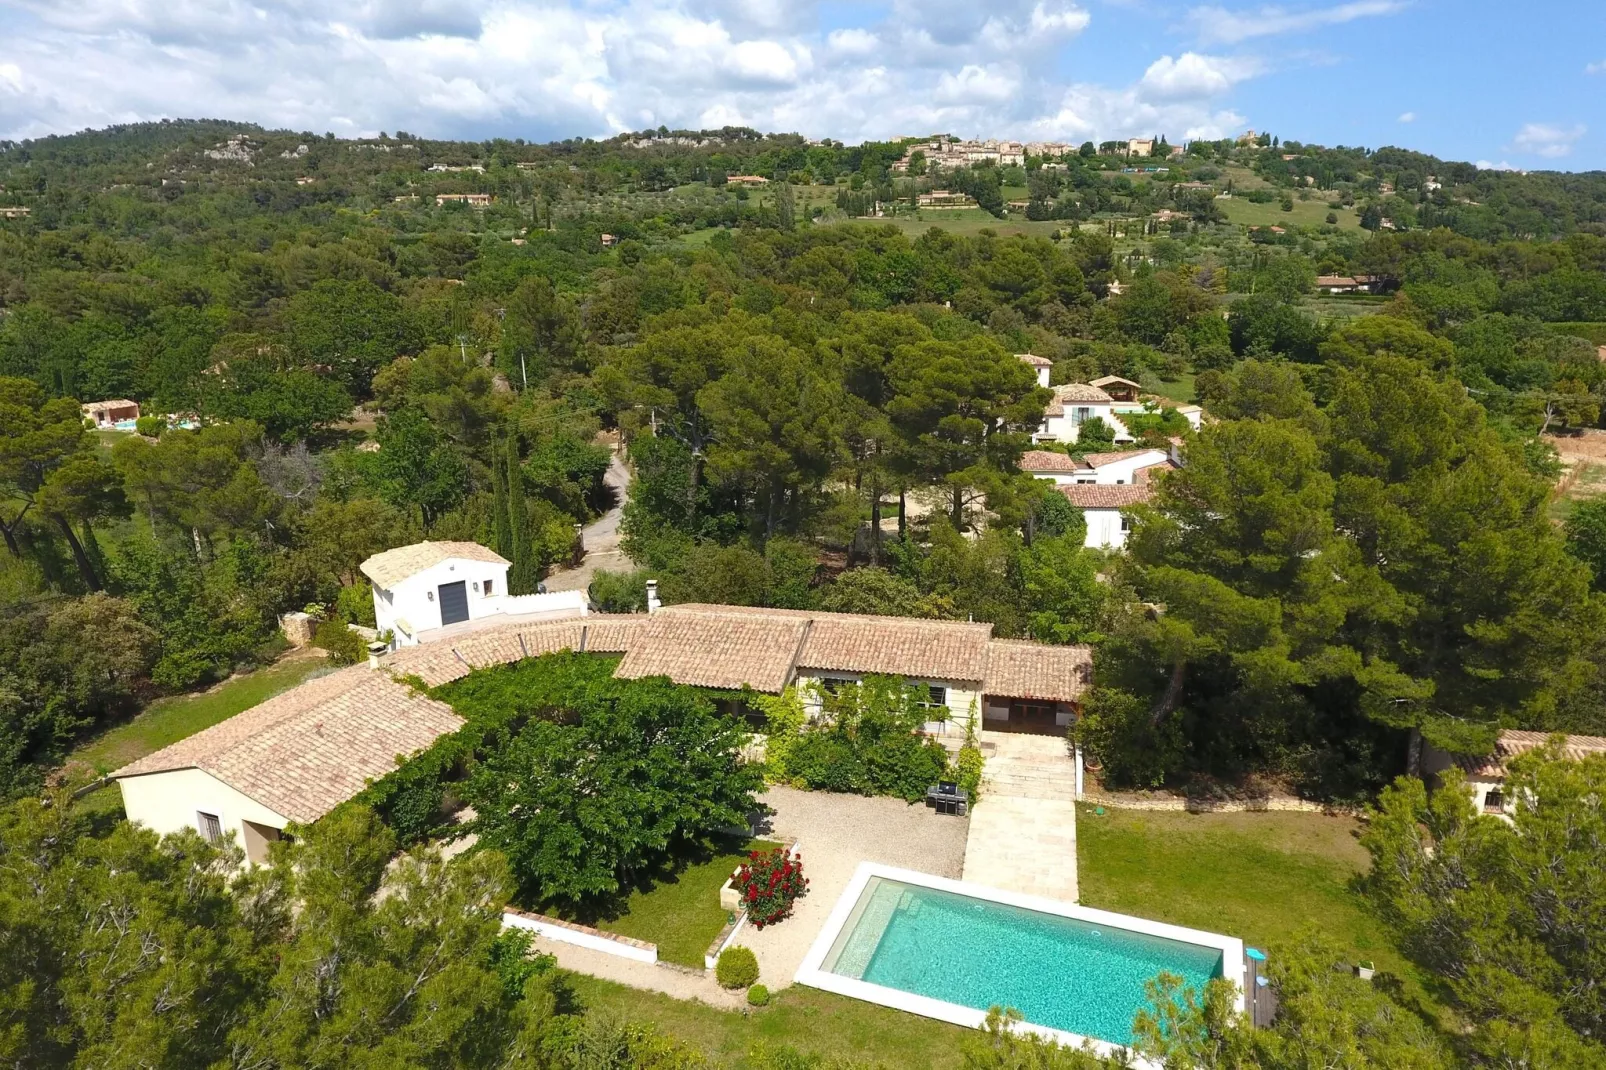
[796, 864, 1243, 1057]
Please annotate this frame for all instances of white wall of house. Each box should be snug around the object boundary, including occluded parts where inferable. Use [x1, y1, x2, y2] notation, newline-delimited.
[374, 557, 511, 647]
[1089, 450, 1168, 485]
[796, 672, 980, 736]
[119, 767, 292, 864]
[1082, 508, 1131, 549]
[1037, 404, 1135, 445]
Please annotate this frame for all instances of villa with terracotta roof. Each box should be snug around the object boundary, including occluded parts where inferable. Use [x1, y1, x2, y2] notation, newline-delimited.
[1032, 381, 1203, 447]
[1020, 447, 1174, 487]
[1421, 729, 1606, 819]
[113, 579, 1094, 859]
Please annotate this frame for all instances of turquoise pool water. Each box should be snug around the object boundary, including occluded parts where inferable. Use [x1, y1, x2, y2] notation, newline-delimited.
[823, 878, 1224, 1046]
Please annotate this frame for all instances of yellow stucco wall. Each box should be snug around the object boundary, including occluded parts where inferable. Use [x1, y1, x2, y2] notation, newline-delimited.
[118, 767, 292, 862]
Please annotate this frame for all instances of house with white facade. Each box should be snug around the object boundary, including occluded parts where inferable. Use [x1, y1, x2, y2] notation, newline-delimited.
[113, 583, 1095, 857]
[1028, 372, 1203, 447]
[361, 540, 586, 649]
[114, 665, 464, 863]
[1421, 730, 1606, 820]
[1058, 483, 1155, 550]
[1017, 352, 1054, 388]
[1021, 447, 1173, 487]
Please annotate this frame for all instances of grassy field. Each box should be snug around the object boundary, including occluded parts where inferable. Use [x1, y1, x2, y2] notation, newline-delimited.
[567, 974, 972, 1069]
[1147, 372, 1197, 404]
[1076, 806, 1447, 1021]
[1219, 195, 1360, 230]
[584, 838, 779, 967]
[68, 654, 333, 777]
[1302, 294, 1390, 321]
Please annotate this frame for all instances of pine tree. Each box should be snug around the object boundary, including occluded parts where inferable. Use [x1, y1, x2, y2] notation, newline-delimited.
[506, 433, 535, 594]
[491, 432, 513, 561]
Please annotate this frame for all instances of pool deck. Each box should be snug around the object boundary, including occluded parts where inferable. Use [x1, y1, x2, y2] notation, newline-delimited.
[962, 732, 1080, 902]
[743, 786, 969, 989]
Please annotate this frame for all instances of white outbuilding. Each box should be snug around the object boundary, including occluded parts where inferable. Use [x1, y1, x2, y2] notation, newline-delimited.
[361, 540, 589, 649]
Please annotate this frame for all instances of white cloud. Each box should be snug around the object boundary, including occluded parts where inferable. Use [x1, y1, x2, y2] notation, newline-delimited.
[1587, 60, 1606, 75]
[1511, 122, 1586, 159]
[0, 0, 1263, 145]
[1140, 53, 1260, 98]
[1397, 110, 1414, 122]
[825, 28, 878, 57]
[1187, 0, 1406, 45]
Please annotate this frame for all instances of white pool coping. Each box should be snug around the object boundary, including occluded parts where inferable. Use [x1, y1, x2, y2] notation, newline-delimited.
[793, 862, 1245, 1064]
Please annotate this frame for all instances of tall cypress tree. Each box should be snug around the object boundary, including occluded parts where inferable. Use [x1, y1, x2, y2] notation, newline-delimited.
[491, 432, 513, 562]
[506, 433, 534, 594]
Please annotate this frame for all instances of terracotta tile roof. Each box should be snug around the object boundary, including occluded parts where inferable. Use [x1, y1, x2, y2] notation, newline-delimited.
[382, 617, 639, 688]
[1059, 483, 1154, 509]
[1044, 383, 1113, 416]
[614, 606, 807, 692]
[114, 665, 463, 824]
[1133, 460, 1177, 484]
[1016, 353, 1055, 367]
[798, 613, 992, 682]
[983, 640, 1093, 703]
[1021, 450, 1090, 473]
[360, 541, 509, 588]
[1454, 730, 1606, 778]
[1082, 448, 1168, 469]
[1090, 375, 1141, 388]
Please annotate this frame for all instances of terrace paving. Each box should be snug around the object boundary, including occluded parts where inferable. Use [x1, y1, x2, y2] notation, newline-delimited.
[961, 732, 1080, 902]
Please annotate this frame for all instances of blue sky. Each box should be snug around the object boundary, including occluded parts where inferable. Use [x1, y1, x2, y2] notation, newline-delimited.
[0, 0, 1601, 169]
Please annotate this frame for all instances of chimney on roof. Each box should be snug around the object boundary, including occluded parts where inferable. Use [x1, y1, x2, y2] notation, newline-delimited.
[367, 640, 388, 670]
[645, 580, 661, 615]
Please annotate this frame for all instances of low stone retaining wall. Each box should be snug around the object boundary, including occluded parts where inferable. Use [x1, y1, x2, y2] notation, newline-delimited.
[502, 906, 658, 964]
[1082, 790, 1352, 815]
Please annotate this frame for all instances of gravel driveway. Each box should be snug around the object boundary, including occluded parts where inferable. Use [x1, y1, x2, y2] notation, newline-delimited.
[742, 786, 969, 989]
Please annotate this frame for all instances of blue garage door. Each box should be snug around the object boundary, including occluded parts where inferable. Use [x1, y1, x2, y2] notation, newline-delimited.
[438, 580, 469, 626]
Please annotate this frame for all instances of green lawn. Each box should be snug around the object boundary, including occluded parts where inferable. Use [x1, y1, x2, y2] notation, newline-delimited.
[68, 655, 334, 777]
[1550, 460, 1606, 522]
[567, 974, 972, 1069]
[1076, 806, 1449, 1022]
[1219, 195, 1359, 230]
[1147, 371, 1197, 404]
[572, 838, 779, 968]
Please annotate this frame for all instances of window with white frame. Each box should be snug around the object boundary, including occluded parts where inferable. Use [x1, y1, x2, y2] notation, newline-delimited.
[1120, 515, 1132, 532]
[925, 685, 948, 709]
[197, 811, 223, 844]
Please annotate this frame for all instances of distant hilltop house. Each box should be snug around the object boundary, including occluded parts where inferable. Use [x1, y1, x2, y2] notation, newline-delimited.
[600, 233, 620, 248]
[1018, 356, 1203, 448]
[295, 176, 315, 185]
[111, 539, 1095, 863]
[1127, 138, 1155, 156]
[1422, 730, 1606, 820]
[360, 540, 587, 649]
[427, 164, 486, 173]
[1314, 275, 1380, 295]
[0, 206, 30, 218]
[1151, 208, 1189, 224]
[726, 175, 769, 187]
[916, 190, 978, 210]
[81, 398, 140, 428]
[436, 193, 492, 207]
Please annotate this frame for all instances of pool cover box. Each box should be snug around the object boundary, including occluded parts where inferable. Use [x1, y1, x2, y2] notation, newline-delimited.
[795, 863, 1244, 1061]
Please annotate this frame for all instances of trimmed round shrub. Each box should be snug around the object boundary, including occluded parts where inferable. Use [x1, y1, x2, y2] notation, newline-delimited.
[735, 847, 808, 929]
[716, 946, 759, 990]
[746, 983, 770, 1007]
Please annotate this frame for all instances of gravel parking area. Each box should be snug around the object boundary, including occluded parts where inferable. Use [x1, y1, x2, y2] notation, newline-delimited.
[742, 786, 969, 990]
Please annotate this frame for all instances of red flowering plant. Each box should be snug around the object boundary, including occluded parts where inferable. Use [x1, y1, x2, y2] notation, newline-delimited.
[734, 847, 808, 928]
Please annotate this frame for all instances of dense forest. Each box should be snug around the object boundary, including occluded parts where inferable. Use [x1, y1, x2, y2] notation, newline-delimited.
[2, 119, 1606, 803]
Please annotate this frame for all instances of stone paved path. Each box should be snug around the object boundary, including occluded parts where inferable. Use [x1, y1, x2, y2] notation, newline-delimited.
[961, 732, 1080, 902]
